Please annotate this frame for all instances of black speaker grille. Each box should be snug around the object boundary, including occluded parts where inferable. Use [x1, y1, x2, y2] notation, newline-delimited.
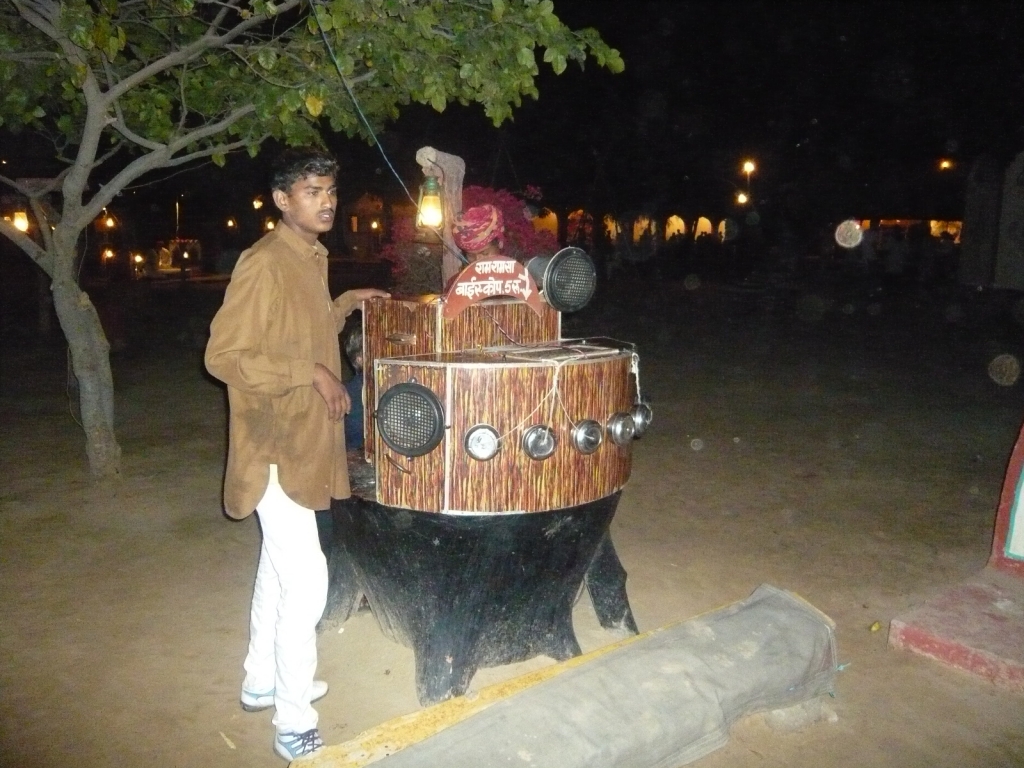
[547, 249, 596, 312]
[376, 383, 444, 457]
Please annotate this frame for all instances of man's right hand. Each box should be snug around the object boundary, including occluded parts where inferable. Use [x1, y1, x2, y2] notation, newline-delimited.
[312, 363, 351, 422]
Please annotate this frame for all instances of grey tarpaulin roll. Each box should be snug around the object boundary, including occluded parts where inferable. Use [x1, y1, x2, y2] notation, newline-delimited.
[365, 584, 837, 768]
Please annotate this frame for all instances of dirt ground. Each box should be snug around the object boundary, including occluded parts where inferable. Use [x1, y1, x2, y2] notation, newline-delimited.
[2, 274, 1024, 768]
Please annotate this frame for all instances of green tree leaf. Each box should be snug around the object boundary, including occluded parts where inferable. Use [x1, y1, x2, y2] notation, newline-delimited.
[305, 93, 325, 117]
[0, 0, 622, 478]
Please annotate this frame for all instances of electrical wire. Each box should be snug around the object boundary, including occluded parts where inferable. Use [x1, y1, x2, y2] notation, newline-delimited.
[311, 6, 466, 265]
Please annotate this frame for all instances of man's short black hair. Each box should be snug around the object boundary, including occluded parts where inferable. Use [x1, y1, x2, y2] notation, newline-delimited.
[270, 147, 339, 192]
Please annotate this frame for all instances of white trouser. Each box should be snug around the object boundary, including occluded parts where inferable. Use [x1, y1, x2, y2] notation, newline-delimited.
[242, 465, 328, 733]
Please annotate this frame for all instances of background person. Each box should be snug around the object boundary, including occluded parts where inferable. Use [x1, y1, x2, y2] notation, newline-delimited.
[343, 323, 364, 451]
[452, 203, 505, 262]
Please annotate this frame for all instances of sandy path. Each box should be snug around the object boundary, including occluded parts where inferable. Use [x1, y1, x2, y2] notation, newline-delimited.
[2, 279, 1023, 767]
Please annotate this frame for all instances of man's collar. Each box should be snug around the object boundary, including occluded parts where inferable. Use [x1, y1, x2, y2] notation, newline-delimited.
[274, 222, 328, 259]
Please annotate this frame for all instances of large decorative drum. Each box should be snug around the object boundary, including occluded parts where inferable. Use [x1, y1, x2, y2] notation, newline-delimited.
[326, 253, 651, 704]
[373, 342, 637, 513]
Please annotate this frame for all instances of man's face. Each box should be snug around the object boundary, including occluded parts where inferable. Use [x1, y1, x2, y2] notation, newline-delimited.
[273, 174, 337, 244]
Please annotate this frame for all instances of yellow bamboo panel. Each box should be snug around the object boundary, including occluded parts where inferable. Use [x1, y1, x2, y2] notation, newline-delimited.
[362, 298, 438, 462]
[372, 348, 634, 514]
[363, 297, 559, 461]
[373, 363, 447, 511]
[441, 301, 559, 352]
[448, 356, 632, 512]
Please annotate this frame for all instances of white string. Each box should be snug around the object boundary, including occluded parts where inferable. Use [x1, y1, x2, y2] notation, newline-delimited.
[631, 351, 642, 403]
[375, 339, 631, 441]
[493, 351, 588, 442]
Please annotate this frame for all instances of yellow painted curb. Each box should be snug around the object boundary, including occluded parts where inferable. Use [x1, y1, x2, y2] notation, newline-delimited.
[295, 588, 820, 767]
[296, 629, 654, 767]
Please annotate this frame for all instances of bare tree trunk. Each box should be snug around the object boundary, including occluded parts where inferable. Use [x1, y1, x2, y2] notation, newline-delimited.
[37, 269, 52, 337]
[50, 261, 121, 478]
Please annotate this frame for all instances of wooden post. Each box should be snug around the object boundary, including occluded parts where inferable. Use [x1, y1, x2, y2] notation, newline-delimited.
[416, 146, 465, 285]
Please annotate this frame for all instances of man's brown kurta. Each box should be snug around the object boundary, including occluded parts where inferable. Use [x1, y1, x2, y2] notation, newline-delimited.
[205, 224, 359, 519]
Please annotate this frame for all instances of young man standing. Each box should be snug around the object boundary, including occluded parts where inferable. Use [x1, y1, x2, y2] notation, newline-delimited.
[205, 147, 388, 760]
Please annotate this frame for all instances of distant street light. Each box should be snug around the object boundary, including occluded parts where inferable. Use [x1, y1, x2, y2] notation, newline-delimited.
[938, 159, 954, 171]
[265, 219, 275, 231]
[252, 196, 264, 210]
[742, 160, 756, 194]
[736, 192, 749, 205]
[227, 218, 236, 228]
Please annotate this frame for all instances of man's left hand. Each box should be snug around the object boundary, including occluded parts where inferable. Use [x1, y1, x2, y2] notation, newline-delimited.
[345, 288, 390, 303]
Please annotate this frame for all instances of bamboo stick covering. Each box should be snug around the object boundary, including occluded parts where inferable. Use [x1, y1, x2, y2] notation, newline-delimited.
[362, 297, 559, 462]
[447, 354, 633, 513]
[441, 301, 559, 352]
[372, 347, 635, 514]
[373, 363, 447, 511]
[363, 298, 439, 463]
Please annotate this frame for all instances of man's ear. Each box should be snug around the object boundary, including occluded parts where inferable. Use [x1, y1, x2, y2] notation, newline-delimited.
[272, 188, 289, 213]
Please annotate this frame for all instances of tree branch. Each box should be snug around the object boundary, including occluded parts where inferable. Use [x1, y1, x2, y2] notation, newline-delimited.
[224, 42, 362, 90]
[163, 135, 265, 167]
[74, 104, 258, 228]
[102, 0, 304, 104]
[99, 56, 168, 152]
[177, 63, 191, 133]
[28, 195, 58, 260]
[15, 0, 89, 73]
[167, 105, 256, 151]
[204, 0, 243, 34]
[91, 144, 124, 173]
[109, 117, 166, 152]
[0, 219, 51, 272]
[0, 172, 66, 198]
[0, 51, 60, 62]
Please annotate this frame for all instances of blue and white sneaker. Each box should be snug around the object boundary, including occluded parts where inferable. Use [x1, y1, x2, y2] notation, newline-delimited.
[240, 680, 329, 712]
[274, 728, 324, 760]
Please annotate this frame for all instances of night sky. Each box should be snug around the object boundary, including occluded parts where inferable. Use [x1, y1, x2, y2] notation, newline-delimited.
[6, 2, 1024, 244]
[383, 1, 1024, 222]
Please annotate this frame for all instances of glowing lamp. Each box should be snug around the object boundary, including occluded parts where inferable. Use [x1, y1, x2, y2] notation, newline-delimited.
[736, 192, 749, 205]
[252, 197, 264, 210]
[416, 176, 443, 229]
[12, 211, 29, 232]
[742, 160, 756, 175]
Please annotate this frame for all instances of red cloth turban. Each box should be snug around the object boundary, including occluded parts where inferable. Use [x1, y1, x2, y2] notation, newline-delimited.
[452, 204, 504, 253]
